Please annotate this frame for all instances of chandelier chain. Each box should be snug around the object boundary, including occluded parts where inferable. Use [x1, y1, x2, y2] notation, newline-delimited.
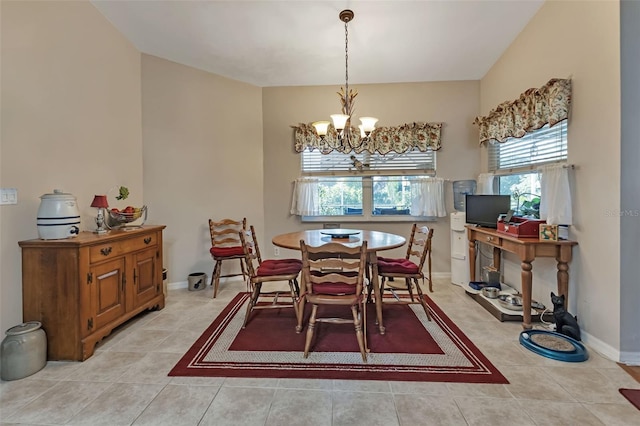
[344, 19, 349, 115]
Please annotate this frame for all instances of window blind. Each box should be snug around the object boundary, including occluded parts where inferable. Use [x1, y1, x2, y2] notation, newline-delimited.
[488, 121, 567, 172]
[301, 148, 435, 174]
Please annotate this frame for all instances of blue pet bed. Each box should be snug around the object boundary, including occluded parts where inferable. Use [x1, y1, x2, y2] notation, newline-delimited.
[519, 330, 588, 362]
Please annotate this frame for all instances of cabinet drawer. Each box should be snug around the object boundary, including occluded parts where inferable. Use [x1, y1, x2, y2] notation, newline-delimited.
[90, 233, 157, 263]
[481, 233, 502, 247]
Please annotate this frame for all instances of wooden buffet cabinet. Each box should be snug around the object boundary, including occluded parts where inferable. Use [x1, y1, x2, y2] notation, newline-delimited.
[19, 225, 166, 361]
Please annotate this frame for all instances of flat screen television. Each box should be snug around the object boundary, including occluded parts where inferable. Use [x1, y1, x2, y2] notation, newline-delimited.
[465, 195, 511, 228]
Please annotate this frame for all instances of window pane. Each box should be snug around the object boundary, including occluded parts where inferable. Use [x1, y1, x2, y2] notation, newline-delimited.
[372, 176, 412, 215]
[317, 177, 362, 216]
[498, 172, 541, 217]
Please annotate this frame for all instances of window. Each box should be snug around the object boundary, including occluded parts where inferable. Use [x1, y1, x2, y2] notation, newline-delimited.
[300, 148, 436, 221]
[490, 121, 567, 217]
[372, 176, 412, 215]
[317, 177, 362, 216]
[498, 172, 541, 217]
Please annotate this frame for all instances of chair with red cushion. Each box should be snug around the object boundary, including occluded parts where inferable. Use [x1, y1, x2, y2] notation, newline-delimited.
[300, 240, 369, 362]
[209, 218, 248, 298]
[376, 224, 433, 321]
[239, 225, 302, 328]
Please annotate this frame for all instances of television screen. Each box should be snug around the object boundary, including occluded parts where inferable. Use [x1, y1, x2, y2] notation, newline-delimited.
[465, 195, 511, 228]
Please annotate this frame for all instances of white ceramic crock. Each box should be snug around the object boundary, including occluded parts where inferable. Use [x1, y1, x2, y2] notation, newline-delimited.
[37, 189, 81, 239]
[0, 322, 47, 381]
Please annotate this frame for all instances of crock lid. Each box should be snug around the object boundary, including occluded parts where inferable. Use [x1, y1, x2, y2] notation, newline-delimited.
[6, 321, 42, 335]
[40, 189, 76, 200]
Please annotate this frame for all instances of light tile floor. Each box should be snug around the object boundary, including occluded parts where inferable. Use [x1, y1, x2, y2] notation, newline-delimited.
[1, 278, 639, 425]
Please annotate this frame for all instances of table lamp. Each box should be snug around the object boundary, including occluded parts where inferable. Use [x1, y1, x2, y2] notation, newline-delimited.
[90, 195, 109, 234]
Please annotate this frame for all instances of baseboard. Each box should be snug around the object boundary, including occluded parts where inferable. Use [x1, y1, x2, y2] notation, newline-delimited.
[581, 331, 640, 364]
[167, 277, 244, 291]
[432, 272, 451, 280]
[169, 274, 451, 290]
[168, 281, 188, 290]
[620, 351, 640, 365]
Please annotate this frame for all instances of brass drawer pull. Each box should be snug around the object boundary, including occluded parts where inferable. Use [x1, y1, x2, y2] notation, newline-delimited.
[100, 247, 112, 256]
[486, 236, 493, 242]
[144, 237, 152, 244]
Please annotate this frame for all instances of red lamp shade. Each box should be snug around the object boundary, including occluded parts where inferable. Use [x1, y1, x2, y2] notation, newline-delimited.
[90, 195, 109, 208]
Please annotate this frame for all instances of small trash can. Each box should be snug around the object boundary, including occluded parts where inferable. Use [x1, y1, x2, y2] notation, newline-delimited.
[1, 321, 47, 381]
[188, 272, 207, 291]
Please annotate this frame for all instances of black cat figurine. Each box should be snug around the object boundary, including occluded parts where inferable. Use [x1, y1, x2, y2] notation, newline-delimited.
[551, 292, 581, 341]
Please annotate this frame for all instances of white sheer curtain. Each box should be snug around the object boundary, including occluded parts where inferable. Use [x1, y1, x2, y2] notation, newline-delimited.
[410, 177, 446, 217]
[290, 177, 320, 216]
[539, 164, 572, 225]
[477, 173, 495, 195]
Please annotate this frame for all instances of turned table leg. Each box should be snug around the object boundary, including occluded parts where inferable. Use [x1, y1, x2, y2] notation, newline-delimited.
[369, 252, 385, 335]
[557, 245, 573, 309]
[468, 239, 477, 281]
[521, 260, 533, 329]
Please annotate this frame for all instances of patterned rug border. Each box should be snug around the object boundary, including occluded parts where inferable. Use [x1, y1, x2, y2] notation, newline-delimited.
[169, 293, 508, 384]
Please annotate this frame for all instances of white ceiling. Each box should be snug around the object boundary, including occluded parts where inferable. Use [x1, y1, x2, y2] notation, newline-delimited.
[91, 0, 544, 88]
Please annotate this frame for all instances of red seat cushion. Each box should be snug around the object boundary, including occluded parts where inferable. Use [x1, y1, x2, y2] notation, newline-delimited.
[377, 257, 420, 274]
[210, 246, 245, 257]
[256, 258, 302, 276]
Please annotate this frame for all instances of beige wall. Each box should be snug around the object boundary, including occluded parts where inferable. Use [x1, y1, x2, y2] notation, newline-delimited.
[480, 1, 622, 354]
[262, 81, 481, 273]
[141, 55, 264, 286]
[0, 1, 143, 336]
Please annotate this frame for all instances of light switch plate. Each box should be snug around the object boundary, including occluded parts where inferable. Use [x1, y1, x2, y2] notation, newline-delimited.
[0, 188, 18, 205]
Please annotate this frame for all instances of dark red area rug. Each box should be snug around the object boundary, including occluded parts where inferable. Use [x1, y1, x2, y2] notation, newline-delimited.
[619, 388, 640, 411]
[169, 293, 508, 383]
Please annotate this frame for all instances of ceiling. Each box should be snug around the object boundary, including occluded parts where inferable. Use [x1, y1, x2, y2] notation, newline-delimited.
[91, 0, 544, 88]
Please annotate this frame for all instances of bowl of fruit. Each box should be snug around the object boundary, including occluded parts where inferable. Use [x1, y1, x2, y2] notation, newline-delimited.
[106, 205, 147, 229]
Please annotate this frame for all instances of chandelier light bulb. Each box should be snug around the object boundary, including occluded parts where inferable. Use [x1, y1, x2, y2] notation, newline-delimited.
[330, 114, 350, 132]
[312, 121, 331, 137]
[359, 117, 378, 135]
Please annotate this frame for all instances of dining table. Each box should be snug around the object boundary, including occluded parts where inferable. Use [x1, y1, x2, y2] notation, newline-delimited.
[272, 228, 406, 335]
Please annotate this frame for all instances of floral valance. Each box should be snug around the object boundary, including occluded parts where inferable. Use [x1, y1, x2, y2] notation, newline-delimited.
[473, 78, 571, 145]
[292, 122, 442, 154]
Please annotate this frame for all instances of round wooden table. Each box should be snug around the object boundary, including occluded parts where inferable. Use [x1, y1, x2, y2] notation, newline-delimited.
[272, 229, 406, 334]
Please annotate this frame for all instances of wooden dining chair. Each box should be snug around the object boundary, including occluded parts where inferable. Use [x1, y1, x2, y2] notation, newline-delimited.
[300, 240, 369, 362]
[209, 218, 248, 298]
[239, 226, 302, 328]
[375, 224, 433, 320]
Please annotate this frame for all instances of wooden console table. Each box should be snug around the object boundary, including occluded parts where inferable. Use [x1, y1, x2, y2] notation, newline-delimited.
[466, 226, 577, 329]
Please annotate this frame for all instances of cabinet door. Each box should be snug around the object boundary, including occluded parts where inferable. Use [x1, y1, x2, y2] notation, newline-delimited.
[131, 246, 159, 309]
[91, 257, 126, 331]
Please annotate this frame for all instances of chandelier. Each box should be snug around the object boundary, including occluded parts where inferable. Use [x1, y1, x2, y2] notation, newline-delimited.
[312, 9, 378, 151]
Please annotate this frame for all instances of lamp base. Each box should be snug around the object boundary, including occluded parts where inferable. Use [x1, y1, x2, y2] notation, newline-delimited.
[94, 228, 108, 235]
